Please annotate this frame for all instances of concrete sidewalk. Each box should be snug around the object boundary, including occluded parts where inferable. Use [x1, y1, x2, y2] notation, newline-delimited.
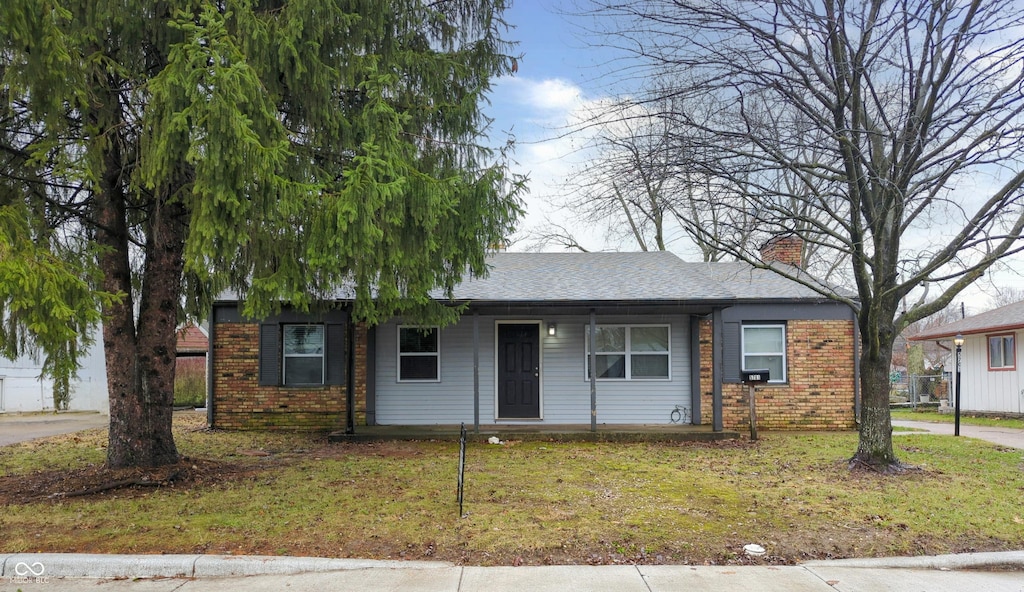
[2, 552, 1023, 592]
[892, 419, 1024, 449]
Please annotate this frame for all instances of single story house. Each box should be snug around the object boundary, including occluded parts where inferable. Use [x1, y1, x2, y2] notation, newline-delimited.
[910, 300, 1024, 415]
[208, 238, 860, 433]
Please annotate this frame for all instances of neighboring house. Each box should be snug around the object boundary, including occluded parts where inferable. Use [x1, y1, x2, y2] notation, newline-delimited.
[910, 300, 1024, 415]
[0, 328, 109, 414]
[177, 324, 209, 357]
[176, 323, 209, 408]
[0, 323, 212, 415]
[209, 237, 860, 433]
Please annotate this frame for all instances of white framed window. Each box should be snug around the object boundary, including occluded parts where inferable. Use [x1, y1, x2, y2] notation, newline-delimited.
[585, 324, 670, 380]
[282, 324, 325, 385]
[988, 334, 1015, 371]
[742, 324, 786, 383]
[398, 326, 440, 382]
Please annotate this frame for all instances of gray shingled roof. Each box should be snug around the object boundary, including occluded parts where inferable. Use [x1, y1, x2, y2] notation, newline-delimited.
[215, 251, 844, 304]
[911, 299, 1024, 340]
[698, 261, 840, 301]
[443, 252, 832, 303]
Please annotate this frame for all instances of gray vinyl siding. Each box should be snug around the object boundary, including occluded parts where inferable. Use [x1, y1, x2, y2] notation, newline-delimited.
[374, 314, 692, 425]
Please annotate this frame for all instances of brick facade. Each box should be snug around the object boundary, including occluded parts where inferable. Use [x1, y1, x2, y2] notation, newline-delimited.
[212, 322, 367, 430]
[700, 318, 857, 430]
[213, 316, 853, 431]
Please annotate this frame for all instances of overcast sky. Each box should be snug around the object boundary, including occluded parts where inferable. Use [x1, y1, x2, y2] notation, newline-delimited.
[485, 0, 1024, 313]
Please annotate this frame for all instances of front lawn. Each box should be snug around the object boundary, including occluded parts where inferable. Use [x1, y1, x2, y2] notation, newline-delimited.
[1, 413, 1022, 565]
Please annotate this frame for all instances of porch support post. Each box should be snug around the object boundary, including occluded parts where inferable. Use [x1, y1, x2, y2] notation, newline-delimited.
[589, 309, 597, 432]
[473, 312, 480, 433]
[712, 308, 724, 432]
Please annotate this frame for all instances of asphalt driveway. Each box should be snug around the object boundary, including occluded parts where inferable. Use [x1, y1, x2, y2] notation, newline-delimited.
[0, 412, 108, 446]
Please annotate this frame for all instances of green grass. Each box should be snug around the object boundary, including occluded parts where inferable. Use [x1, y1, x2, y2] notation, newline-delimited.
[173, 357, 206, 407]
[1, 415, 1023, 565]
[891, 408, 1024, 430]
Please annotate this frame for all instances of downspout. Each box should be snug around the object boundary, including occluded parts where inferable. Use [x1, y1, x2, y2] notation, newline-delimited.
[345, 313, 355, 435]
[206, 308, 215, 428]
[473, 312, 480, 433]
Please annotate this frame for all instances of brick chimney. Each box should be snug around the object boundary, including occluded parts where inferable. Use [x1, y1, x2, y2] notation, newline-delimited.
[760, 235, 804, 269]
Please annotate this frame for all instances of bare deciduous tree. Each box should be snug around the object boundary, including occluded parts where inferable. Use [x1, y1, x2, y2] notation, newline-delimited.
[587, 0, 1024, 470]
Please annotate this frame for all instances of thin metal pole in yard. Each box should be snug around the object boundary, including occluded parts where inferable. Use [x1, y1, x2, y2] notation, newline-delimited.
[458, 423, 466, 516]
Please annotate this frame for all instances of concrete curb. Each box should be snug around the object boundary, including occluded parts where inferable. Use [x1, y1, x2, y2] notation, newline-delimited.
[3, 551, 1022, 580]
[802, 550, 1024, 570]
[1, 553, 451, 579]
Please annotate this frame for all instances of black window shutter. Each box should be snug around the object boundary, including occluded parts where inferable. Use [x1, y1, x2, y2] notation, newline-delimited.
[259, 324, 281, 386]
[325, 322, 347, 386]
[723, 322, 740, 382]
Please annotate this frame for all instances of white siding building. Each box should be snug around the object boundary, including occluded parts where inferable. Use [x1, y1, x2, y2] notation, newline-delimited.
[912, 300, 1024, 415]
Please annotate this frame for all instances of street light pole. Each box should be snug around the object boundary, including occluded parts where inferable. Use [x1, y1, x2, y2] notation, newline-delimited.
[954, 333, 964, 437]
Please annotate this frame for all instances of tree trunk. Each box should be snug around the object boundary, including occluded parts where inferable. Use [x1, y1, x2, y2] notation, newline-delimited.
[850, 316, 901, 470]
[124, 193, 187, 468]
[90, 66, 183, 469]
[103, 189, 185, 469]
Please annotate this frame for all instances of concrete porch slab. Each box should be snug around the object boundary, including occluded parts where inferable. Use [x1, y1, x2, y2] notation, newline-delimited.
[328, 423, 739, 443]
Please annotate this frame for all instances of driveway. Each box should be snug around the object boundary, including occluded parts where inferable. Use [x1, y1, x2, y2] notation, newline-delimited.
[892, 419, 1024, 449]
[0, 412, 108, 446]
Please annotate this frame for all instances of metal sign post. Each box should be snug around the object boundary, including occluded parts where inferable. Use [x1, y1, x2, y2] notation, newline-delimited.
[741, 370, 770, 441]
[458, 423, 466, 516]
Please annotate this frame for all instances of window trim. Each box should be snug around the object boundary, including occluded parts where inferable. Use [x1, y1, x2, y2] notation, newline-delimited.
[741, 323, 787, 384]
[397, 325, 441, 383]
[282, 324, 325, 386]
[987, 333, 1016, 371]
[584, 324, 671, 381]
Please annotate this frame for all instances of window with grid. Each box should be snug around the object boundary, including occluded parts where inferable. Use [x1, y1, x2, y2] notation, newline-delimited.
[585, 325, 670, 380]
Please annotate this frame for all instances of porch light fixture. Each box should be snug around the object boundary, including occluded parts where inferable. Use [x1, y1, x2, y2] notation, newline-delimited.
[548, 323, 557, 336]
[954, 333, 964, 436]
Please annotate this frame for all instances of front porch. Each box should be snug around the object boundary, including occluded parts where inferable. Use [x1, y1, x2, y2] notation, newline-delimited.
[328, 423, 739, 443]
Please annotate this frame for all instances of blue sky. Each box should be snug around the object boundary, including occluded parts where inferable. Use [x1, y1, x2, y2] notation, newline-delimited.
[480, 0, 1024, 311]
[486, 0, 625, 252]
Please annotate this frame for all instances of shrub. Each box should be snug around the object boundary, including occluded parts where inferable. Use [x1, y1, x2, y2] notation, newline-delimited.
[174, 356, 206, 407]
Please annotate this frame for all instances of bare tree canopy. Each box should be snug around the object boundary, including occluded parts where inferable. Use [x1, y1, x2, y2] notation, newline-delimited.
[531, 95, 753, 259]
[585, 0, 1024, 470]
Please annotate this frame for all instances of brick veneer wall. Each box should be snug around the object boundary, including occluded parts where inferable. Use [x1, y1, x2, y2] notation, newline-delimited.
[700, 318, 856, 430]
[212, 322, 367, 430]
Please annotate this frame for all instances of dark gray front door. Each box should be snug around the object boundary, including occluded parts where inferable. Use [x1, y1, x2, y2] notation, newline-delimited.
[497, 324, 540, 418]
